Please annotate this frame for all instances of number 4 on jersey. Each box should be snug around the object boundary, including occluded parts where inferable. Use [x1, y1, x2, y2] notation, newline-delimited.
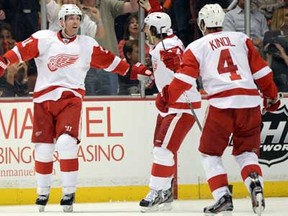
[217, 49, 241, 80]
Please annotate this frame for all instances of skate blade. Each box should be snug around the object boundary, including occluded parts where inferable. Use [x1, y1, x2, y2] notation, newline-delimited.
[37, 205, 45, 212]
[62, 205, 73, 212]
[140, 205, 159, 213]
[222, 211, 233, 216]
[253, 193, 264, 216]
[204, 210, 233, 216]
[159, 202, 172, 211]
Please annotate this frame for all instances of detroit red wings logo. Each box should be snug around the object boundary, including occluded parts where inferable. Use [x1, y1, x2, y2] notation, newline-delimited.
[48, 54, 79, 72]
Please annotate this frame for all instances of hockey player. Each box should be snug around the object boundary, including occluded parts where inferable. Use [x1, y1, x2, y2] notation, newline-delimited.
[160, 3, 281, 216]
[139, 12, 201, 212]
[0, 4, 151, 213]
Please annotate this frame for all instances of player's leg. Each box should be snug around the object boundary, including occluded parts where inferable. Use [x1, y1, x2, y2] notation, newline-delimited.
[140, 113, 194, 212]
[57, 134, 78, 213]
[199, 106, 234, 215]
[34, 143, 55, 212]
[55, 94, 82, 212]
[233, 106, 264, 215]
[32, 102, 56, 212]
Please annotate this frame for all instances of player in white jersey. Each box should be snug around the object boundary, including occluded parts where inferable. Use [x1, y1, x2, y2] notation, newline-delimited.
[160, 3, 281, 216]
[138, 12, 202, 212]
[0, 4, 150, 213]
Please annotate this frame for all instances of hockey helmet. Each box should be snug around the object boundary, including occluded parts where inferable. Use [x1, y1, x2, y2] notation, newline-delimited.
[58, 4, 82, 21]
[144, 12, 171, 35]
[197, 4, 225, 33]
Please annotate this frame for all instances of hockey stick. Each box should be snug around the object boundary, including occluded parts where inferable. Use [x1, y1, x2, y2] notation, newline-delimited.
[160, 29, 202, 131]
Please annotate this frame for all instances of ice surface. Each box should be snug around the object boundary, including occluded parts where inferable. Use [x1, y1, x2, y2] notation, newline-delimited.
[0, 197, 287, 216]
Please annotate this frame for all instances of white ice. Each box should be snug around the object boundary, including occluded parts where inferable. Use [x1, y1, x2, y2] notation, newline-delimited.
[0, 197, 287, 216]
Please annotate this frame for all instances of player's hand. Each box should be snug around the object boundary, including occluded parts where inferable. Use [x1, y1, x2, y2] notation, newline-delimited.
[145, 74, 155, 88]
[155, 85, 169, 113]
[263, 96, 281, 113]
[130, 62, 153, 80]
[0, 56, 8, 77]
[138, 0, 162, 13]
[162, 51, 181, 72]
[137, 74, 155, 89]
[138, 0, 151, 11]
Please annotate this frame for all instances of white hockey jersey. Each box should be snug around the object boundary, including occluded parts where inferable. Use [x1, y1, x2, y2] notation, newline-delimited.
[150, 34, 201, 114]
[177, 31, 276, 109]
[4, 30, 129, 103]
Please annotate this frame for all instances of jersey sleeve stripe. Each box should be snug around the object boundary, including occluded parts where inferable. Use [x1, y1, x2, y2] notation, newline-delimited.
[104, 56, 121, 72]
[112, 59, 130, 76]
[4, 48, 22, 64]
[252, 66, 272, 80]
[174, 73, 195, 85]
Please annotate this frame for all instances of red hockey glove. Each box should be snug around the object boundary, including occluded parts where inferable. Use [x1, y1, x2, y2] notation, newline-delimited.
[138, 0, 162, 13]
[130, 62, 153, 80]
[263, 96, 281, 113]
[162, 51, 181, 72]
[0, 56, 8, 77]
[155, 85, 169, 113]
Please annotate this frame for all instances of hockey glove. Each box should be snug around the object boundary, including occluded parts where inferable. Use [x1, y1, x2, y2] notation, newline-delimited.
[130, 62, 153, 80]
[263, 96, 281, 112]
[162, 51, 181, 72]
[155, 85, 169, 113]
[0, 56, 8, 77]
[138, 74, 155, 89]
[138, 0, 162, 13]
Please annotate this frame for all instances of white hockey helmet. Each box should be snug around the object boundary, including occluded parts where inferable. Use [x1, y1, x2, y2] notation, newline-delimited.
[144, 12, 171, 35]
[197, 4, 225, 31]
[58, 4, 82, 21]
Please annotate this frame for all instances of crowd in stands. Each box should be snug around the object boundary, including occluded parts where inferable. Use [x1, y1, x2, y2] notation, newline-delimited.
[0, 0, 287, 97]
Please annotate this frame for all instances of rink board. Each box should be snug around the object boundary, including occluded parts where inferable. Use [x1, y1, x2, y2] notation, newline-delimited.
[0, 95, 287, 205]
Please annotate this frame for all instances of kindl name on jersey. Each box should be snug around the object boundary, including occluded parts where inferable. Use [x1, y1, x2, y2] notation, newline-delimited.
[209, 37, 235, 51]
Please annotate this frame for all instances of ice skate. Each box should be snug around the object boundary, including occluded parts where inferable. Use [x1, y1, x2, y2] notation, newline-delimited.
[203, 193, 233, 216]
[249, 172, 265, 216]
[60, 193, 75, 212]
[139, 187, 173, 212]
[35, 194, 49, 212]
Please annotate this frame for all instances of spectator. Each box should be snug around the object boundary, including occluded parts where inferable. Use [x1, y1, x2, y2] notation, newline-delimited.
[118, 13, 138, 58]
[0, 0, 5, 23]
[118, 13, 150, 61]
[84, 0, 139, 96]
[263, 4, 288, 92]
[223, 0, 269, 50]
[0, 62, 29, 97]
[119, 39, 141, 95]
[252, 0, 285, 21]
[46, 0, 104, 39]
[138, 0, 194, 46]
[0, 22, 37, 95]
[166, 0, 194, 47]
[115, 13, 131, 42]
[0, 23, 16, 52]
[119, 39, 156, 95]
[1, 0, 40, 42]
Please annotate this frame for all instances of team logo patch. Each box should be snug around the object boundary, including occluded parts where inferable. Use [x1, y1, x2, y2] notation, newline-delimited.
[260, 105, 288, 167]
[48, 54, 79, 72]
